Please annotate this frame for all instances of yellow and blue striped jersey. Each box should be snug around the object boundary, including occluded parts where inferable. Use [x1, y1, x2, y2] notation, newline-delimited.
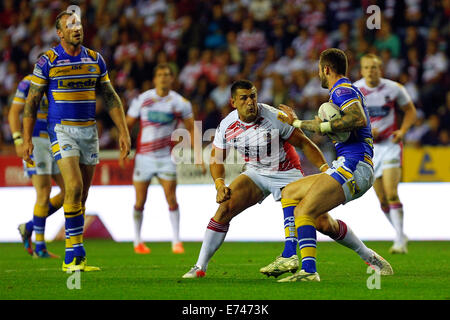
[328, 78, 373, 161]
[13, 74, 49, 138]
[30, 44, 110, 126]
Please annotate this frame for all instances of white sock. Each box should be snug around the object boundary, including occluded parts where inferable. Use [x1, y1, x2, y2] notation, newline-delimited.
[169, 207, 180, 245]
[196, 218, 229, 271]
[381, 204, 393, 225]
[389, 203, 404, 243]
[133, 208, 143, 247]
[334, 220, 372, 261]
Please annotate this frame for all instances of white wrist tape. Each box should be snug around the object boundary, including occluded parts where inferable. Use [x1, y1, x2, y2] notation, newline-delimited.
[320, 122, 332, 133]
[292, 120, 302, 128]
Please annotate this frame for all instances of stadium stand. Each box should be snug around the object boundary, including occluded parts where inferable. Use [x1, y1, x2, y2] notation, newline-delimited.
[0, 0, 448, 157]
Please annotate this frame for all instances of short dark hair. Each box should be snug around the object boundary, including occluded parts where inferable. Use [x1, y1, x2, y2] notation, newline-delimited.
[55, 11, 73, 30]
[153, 63, 174, 77]
[319, 48, 348, 76]
[230, 80, 254, 98]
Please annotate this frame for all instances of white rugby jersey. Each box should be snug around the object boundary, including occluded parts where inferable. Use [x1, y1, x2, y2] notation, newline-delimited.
[128, 89, 193, 157]
[213, 103, 302, 172]
[353, 78, 411, 143]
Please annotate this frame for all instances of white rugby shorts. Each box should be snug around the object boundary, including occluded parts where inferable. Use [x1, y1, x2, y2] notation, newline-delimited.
[133, 154, 177, 182]
[48, 123, 99, 165]
[373, 140, 402, 179]
[242, 167, 303, 203]
[23, 136, 60, 177]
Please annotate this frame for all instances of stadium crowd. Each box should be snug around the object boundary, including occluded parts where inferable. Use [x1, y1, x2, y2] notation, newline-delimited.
[0, 0, 449, 156]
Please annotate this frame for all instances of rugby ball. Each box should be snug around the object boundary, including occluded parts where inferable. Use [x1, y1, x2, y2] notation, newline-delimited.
[318, 102, 351, 143]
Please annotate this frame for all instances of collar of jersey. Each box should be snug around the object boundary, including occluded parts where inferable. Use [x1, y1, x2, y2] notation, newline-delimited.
[329, 77, 351, 95]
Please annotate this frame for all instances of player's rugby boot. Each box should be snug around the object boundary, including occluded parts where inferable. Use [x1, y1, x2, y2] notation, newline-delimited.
[277, 269, 321, 282]
[365, 249, 394, 275]
[62, 257, 101, 272]
[389, 235, 408, 254]
[182, 266, 206, 278]
[33, 249, 60, 259]
[260, 255, 299, 278]
[172, 242, 185, 254]
[134, 242, 151, 254]
[18, 223, 33, 255]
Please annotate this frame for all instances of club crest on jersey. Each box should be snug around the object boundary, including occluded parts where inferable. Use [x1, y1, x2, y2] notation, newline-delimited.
[335, 87, 352, 97]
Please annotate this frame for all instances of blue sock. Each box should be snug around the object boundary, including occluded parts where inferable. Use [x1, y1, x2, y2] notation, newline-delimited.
[66, 214, 85, 258]
[281, 202, 298, 258]
[297, 216, 317, 273]
[33, 216, 47, 252]
[64, 228, 74, 264]
[25, 220, 34, 233]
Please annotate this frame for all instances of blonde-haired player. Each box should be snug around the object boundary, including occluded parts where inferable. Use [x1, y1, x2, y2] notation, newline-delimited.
[354, 53, 417, 253]
[124, 63, 206, 255]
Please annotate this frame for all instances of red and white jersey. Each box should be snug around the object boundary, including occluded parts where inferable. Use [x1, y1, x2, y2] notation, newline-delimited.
[213, 103, 301, 172]
[353, 78, 411, 143]
[128, 89, 193, 158]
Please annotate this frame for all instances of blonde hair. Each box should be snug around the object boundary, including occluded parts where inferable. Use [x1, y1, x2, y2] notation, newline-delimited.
[360, 53, 383, 67]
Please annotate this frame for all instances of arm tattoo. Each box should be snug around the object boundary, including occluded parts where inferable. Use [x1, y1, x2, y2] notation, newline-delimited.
[23, 84, 45, 118]
[330, 103, 366, 132]
[99, 81, 123, 111]
[301, 120, 319, 133]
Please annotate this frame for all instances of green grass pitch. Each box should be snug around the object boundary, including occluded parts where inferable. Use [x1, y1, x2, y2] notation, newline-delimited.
[1, 240, 449, 300]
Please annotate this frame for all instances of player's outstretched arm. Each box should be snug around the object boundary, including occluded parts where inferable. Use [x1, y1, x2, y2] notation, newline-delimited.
[287, 129, 329, 173]
[22, 83, 45, 164]
[98, 81, 131, 160]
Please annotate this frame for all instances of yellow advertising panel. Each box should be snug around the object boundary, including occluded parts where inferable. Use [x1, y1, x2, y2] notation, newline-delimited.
[403, 147, 450, 182]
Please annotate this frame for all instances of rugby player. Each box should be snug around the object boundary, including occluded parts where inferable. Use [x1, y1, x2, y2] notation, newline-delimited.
[124, 63, 205, 255]
[277, 48, 393, 282]
[354, 53, 416, 254]
[9, 69, 64, 258]
[182, 79, 390, 279]
[22, 11, 131, 272]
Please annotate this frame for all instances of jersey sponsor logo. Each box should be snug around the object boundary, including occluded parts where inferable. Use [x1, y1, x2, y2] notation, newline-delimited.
[146, 111, 175, 124]
[367, 106, 390, 117]
[58, 78, 97, 89]
[33, 65, 44, 77]
[88, 66, 97, 72]
[56, 59, 71, 64]
[62, 144, 72, 151]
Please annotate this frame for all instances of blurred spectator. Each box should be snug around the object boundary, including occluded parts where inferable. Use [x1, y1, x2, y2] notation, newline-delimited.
[374, 21, 401, 58]
[209, 73, 231, 110]
[404, 109, 429, 146]
[139, 0, 168, 26]
[421, 41, 448, 114]
[420, 114, 441, 145]
[380, 49, 402, 81]
[0, 0, 448, 152]
[179, 47, 202, 94]
[236, 18, 267, 53]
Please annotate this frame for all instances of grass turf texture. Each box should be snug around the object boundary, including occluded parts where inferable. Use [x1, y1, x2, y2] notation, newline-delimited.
[0, 240, 449, 300]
